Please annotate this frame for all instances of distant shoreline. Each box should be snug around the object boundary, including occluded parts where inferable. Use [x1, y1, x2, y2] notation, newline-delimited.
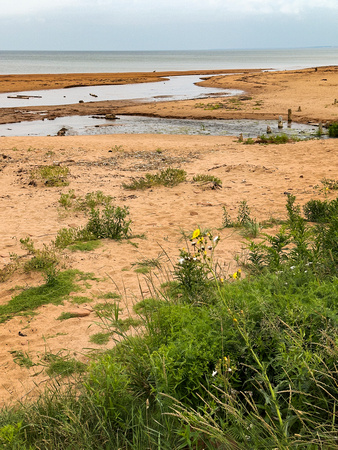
[1, 47, 337, 75]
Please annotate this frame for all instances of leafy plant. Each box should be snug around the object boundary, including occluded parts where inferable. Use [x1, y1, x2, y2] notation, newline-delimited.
[222, 206, 234, 228]
[58, 190, 113, 212]
[174, 228, 220, 302]
[303, 198, 330, 222]
[237, 200, 252, 225]
[328, 121, 338, 137]
[85, 205, 131, 240]
[20, 237, 59, 283]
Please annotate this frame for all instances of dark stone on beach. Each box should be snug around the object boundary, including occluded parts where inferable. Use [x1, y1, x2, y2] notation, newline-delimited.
[105, 114, 117, 120]
[57, 127, 68, 136]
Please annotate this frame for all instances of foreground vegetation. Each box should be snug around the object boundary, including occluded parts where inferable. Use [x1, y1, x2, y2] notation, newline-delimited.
[0, 193, 337, 449]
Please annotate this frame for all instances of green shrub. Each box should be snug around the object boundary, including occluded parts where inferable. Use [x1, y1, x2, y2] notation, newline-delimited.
[328, 122, 338, 137]
[303, 197, 338, 222]
[85, 205, 131, 240]
[303, 198, 330, 222]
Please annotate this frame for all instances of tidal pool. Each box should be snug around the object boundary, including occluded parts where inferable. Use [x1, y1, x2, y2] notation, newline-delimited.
[0, 75, 241, 108]
[0, 114, 318, 138]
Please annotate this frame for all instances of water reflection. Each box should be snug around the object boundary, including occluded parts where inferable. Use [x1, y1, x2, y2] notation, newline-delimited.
[0, 114, 318, 138]
[0, 75, 241, 108]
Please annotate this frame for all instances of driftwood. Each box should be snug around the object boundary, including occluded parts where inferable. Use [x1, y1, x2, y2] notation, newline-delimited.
[7, 94, 42, 99]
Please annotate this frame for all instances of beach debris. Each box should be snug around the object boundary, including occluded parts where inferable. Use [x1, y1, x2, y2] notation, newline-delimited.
[57, 127, 68, 136]
[89, 93, 98, 97]
[288, 109, 292, 123]
[79, 100, 84, 103]
[334, 99, 337, 105]
[278, 116, 283, 129]
[105, 113, 118, 120]
[7, 94, 42, 99]
[65, 309, 91, 317]
[18, 331, 27, 337]
[266, 126, 272, 134]
[297, 106, 302, 112]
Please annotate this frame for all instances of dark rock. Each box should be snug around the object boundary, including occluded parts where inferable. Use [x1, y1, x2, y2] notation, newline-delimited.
[105, 114, 117, 120]
[57, 127, 68, 136]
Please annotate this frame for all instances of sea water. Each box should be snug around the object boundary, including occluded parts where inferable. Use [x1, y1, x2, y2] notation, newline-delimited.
[0, 48, 337, 74]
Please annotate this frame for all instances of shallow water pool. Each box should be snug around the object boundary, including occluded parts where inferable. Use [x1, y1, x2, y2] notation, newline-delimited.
[0, 114, 318, 138]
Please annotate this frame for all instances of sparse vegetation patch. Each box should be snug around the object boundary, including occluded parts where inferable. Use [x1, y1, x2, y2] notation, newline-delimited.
[122, 167, 186, 190]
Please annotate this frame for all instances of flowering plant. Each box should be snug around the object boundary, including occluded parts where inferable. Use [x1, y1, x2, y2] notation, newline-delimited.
[174, 228, 221, 302]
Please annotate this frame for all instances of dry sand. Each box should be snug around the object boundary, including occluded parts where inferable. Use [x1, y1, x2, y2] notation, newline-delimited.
[0, 67, 337, 405]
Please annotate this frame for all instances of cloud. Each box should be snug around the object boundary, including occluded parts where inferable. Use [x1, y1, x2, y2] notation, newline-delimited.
[2, 0, 338, 18]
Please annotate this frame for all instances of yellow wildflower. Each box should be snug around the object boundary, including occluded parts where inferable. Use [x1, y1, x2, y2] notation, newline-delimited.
[192, 229, 201, 240]
[233, 272, 238, 279]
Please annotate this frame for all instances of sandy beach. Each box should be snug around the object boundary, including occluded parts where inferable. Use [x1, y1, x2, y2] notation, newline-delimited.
[0, 66, 337, 405]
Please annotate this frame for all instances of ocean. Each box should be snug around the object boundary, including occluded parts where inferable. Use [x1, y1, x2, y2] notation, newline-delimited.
[0, 48, 337, 74]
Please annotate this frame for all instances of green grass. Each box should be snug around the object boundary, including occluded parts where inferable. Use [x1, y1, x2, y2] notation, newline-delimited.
[56, 312, 79, 321]
[94, 302, 121, 318]
[242, 133, 301, 145]
[98, 291, 121, 300]
[44, 354, 87, 377]
[58, 190, 113, 212]
[192, 174, 222, 187]
[0, 270, 82, 323]
[122, 167, 186, 190]
[9, 351, 35, 369]
[89, 332, 111, 345]
[30, 165, 69, 186]
[70, 296, 93, 305]
[67, 240, 102, 252]
[134, 266, 151, 274]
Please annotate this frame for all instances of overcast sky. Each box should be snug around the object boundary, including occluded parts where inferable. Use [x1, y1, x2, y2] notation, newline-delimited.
[1, 0, 338, 51]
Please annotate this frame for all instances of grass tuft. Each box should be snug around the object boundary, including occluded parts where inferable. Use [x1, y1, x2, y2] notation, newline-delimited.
[122, 167, 186, 190]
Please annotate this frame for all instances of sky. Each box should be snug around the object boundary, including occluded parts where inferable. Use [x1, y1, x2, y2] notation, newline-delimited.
[1, 0, 338, 51]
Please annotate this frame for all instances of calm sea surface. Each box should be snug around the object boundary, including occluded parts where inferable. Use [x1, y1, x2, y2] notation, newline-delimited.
[0, 48, 337, 74]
